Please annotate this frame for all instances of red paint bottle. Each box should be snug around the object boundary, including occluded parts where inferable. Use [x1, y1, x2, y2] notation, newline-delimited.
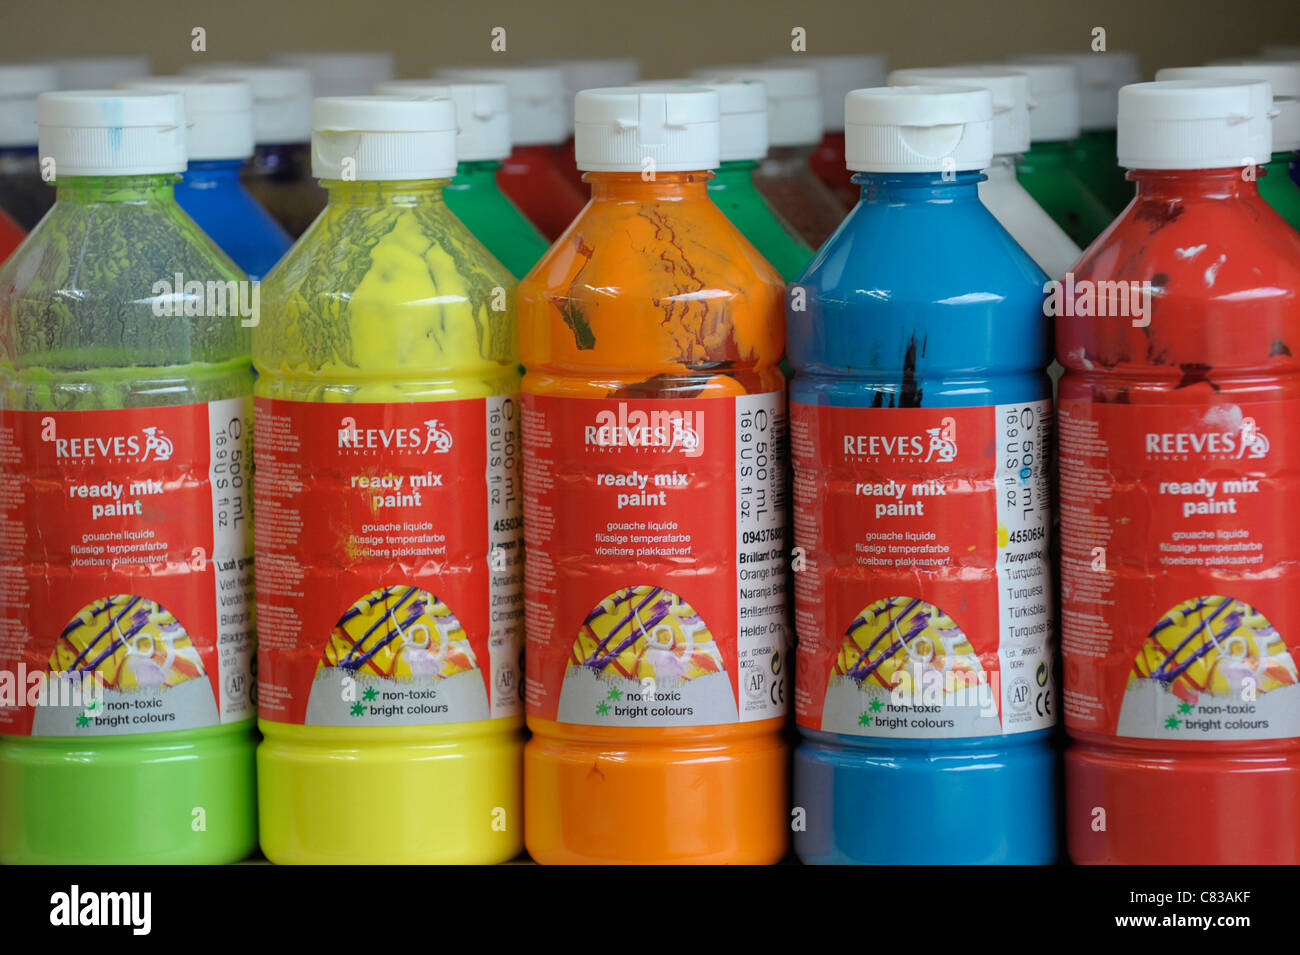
[439, 66, 587, 241]
[1059, 79, 1300, 864]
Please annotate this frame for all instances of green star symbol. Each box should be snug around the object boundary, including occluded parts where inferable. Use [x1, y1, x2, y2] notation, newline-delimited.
[362, 686, 378, 702]
[1164, 715, 1181, 730]
[606, 686, 623, 701]
[350, 702, 366, 716]
[1178, 701, 1193, 714]
[75, 714, 91, 728]
[85, 699, 102, 713]
[869, 699, 884, 712]
[858, 711, 872, 726]
[595, 701, 611, 716]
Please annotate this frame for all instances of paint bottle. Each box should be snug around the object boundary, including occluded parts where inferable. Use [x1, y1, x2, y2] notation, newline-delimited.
[0, 63, 59, 230]
[1060, 79, 1300, 864]
[437, 66, 586, 241]
[374, 79, 549, 279]
[1005, 62, 1113, 248]
[536, 57, 640, 194]
[691, 65, 846, 248]
[520, 86, 789, 864]
[767, 53, 888, 208]
[254, 96, 523, 864]
[789, 86, 1057, 864]
[889, 66, 1080, 278]
[120, 76, 291, 279]
[1159, 63, 1300, 231]
[270, 51, 395, 97]
[0, 91, 257, 863]
[191, 66, 322, 238]
[1014, 52, 1142, 213]
[648, 78, 812, 281]
[52, 55, 149, 89]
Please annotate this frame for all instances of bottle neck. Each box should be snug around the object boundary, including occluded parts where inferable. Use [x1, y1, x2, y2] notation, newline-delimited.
[183, 158, 246, 185]
[1129, 166, 1263, 202]
[712, 160, 760, 188]
[1023, 140, 1071, 164]
[586, 170, 713, 201]
[320, 178, 450, 207]
[54, 173, 178, 204]
[855, 169, 986, 202]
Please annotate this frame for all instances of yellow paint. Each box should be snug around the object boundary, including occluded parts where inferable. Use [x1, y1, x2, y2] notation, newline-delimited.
[254, 179, 522, 864]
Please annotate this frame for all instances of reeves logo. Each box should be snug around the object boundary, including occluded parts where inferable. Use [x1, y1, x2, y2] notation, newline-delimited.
[843, 417, 957, 463]
[1145, 417, 1269, 461]
[41, 418, 174, 463]
[585, 404, 703, 458]
[338, 417, 453, 455]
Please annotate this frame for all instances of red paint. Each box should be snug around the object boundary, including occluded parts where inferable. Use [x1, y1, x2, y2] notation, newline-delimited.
[496, 144, 587, 241]
[554, 138, 585, 194]
[810, 130, 857, 209]
[0, 207, 24, 261]
[1059, 167, 1300, 864]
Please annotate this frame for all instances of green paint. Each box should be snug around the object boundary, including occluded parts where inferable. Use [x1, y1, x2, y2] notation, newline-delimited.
[709, 160, 813, 282]
[1259, 152, 1300, 232]
[443, 160, 552, 280]
[1016, 141, 1116, 249]
[1068, 129, 1134, 215]
[0, 175, 256, 864]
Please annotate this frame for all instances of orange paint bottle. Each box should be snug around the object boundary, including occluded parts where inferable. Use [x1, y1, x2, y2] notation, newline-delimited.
[519, 86, 790, 864]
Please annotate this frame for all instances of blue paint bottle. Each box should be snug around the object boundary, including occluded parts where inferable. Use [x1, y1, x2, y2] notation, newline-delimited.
[788, 86, 1057, 864]
[120, 76, 291, 280]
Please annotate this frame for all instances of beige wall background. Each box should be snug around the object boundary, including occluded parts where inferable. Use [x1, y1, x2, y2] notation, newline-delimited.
[1, 0, 1298, 79]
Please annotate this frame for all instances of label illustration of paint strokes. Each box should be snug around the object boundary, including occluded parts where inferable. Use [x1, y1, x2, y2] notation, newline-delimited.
[0, 400, 254, 736]
[792, 401, 1054, 738]
[523, 394, 789, 727]
[253, 397, 523, 726]
[1059, 399, 1300, 741]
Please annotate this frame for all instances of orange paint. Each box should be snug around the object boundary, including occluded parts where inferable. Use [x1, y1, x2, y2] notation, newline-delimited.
[519, 169, 789, 864]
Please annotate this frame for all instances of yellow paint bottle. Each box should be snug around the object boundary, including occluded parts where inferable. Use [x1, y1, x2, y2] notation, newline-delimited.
[252, 96, 523, 864]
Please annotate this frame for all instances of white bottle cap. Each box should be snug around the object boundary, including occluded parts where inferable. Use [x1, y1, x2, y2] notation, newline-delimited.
[53, 55, 150, 90]
[312, 95, 457, 180]
[436, 66, 567, 145]
[1014, 52, 1141, 130]
[1003, 61, 1081, 141]
[536, 57, 640, 130]
[118, 76, 254, 161]
[0, 63, 58, 147]
[374, 80, 512, 162]
[765, 53, 888, 131]
[690, 65, 821, 146]
[643, 78, 767, 162]
[888, 67, 1030, 155]
[271, 51, 395, 97]
[38, 90, 186, 176]
[1167, 62, 1300, 151]
[574, 86, 718, 172]
[1117, 80, 1274, 170]
[845, 86, 993, 173]
[190, 65, 313, 144]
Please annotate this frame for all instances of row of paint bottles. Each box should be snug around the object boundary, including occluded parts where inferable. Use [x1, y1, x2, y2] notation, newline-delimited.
[789, 85, 1057, 863]
[1060, 77, 1300, 864]
[0, 90, 257, 863]
[519, 86, 790, 863]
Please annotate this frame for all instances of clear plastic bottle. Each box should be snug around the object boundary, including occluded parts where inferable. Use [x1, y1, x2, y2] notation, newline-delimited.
[519, 87, 789, 864]
[0, 90, 256, 864]
[253, 96, 524, 865]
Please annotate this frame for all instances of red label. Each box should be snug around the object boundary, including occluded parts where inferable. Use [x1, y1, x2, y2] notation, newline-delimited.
[522, 393, 788, 727]
[792, 401, 1054, 738]
[253, 397, 523, 726]
[1060, 399, 1300, 740]
[0, 401, 254, 736]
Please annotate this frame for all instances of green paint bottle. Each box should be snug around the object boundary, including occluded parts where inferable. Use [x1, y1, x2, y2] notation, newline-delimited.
[1158, 62, 1300, 231]
[1008, 62, 1114, 248]
[376, 80, 551, 279]
[0, 91, 257, 863]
